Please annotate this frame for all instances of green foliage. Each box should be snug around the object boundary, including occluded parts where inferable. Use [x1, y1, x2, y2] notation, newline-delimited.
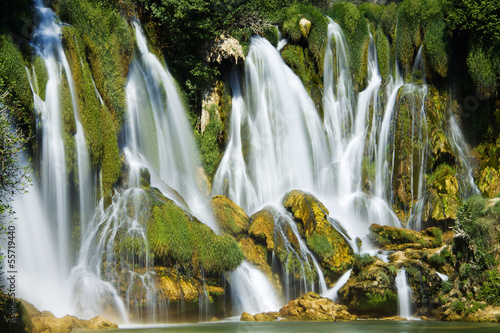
[54, 0, 134, 128]
[358, 291, 397, 313]
[307, 231, 334, 259]
[0, 35, 33, 124]
[148, 198, 244, 275]
[466, 43, 498, 98]
[0, 90, 31, 219]
[375, 25, 390, 81]
[453, 195, 498, 270]
[352, 253, 376, 273]
[479, 270, 500, 306]
[327, 3, 370, 88]
[101, 108, 121, 201]
[196, 105, 223, 181]
[423, 20, 450, 77]
[149, 203, 193, 264]
[32, 56, 48, 100]
[444, 0, 500, 42]
[450, 299, 465, 313]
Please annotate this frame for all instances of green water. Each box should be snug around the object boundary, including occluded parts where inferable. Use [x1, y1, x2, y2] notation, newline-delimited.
[112, 321, 500, 333]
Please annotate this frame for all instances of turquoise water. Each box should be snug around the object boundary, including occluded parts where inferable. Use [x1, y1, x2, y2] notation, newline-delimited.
[113, 321, 500, 333]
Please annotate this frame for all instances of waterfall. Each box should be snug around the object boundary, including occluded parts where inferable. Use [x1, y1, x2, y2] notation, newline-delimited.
[396, 267, 413, 319]
[324, 268, 352, 302]
[448, 114, 481, 198]
[213, 36, 328, 213]
[14, 0, 93, 316]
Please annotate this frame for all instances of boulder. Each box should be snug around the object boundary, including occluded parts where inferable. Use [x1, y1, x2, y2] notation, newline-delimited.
[299, 18, 311, 38]
[240, 312, 256, 321]
[369, 224, 442, 250]
[279, 292, 356, 321]
[283, 190, 353, 281]
[211, 195, 250, 237]
[205, 34, 245, 65]
[249, 209, 276, 251]
[88, 316, 119, 330]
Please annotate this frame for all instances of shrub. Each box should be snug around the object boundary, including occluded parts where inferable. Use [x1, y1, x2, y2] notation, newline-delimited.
[466, 43, 497, 98]
[423, 20, 449, 77]
[479, 270, 500, 306]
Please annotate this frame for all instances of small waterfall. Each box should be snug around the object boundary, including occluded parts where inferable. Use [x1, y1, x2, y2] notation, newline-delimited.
[396, 267, 413, 319]
[324, 268, 352, 302]
[229, 261, 282, 316]
[448, 114, 481, 198]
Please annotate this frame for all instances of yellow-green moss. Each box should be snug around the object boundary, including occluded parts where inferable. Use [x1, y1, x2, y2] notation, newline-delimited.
[211, 195, 250, 237]
[100, 107, 121, 201]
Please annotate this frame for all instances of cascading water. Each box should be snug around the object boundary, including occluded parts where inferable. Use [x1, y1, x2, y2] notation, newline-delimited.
[396, 267, 413, 319]
[213, 36, 328, 214]
[14, 0, 93, 317]
[448, 114, 481, 198]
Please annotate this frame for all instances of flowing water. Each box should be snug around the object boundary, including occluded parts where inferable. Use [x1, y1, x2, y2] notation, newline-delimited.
[7, 2, 484, 324]
[396, 267, 413, 319]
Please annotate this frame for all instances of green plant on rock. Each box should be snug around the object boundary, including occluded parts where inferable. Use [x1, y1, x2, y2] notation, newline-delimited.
[196, 104, 223, 181]
[479, 270, 500, 306]
[358, 291, 397, 314]
[307, 231, 334, 259]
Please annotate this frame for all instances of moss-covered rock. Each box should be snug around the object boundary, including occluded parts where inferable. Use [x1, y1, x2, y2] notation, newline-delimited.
[211, 195, 250, 237]
[248, 209, 275, 252]
[369, 224, 443, 250]
[148, 193, 244, 275]
[425, 164, 460, 222]
[283, 190, 353, 281]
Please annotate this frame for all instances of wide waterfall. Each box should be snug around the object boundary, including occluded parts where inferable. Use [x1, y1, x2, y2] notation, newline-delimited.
[4, 0, 487, 325]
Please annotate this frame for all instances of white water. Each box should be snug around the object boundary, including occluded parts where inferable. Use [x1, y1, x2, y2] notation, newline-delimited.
[448, 114, 481, 198]
[396, 267, 413, 319]
[324, 268, 352, 302]
[15, 0, 93, 316]
[229, 261, 282, 315]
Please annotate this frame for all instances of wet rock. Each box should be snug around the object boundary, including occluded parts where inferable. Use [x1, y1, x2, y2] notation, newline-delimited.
[249, 209, 276, 251]
[369, 224, 442, 250]
[254, 312, 278, 321]
[211, 195, 250, 237]
[283, 190, 353, 281]
[88, 316, 119, 330]
[240, 312, 256, 321]
[279, 291, 356, 321]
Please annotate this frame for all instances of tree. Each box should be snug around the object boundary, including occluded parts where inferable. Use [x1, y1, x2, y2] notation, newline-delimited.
[0, 88, 31, 223]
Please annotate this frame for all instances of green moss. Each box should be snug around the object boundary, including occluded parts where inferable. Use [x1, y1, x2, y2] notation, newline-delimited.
[263, 26, 279, 48]
[307, 231, 334, 259]
[375, 25, 390, 81]
[60, 72, 77, 183]
[0, 34, 33, 125]
[147, 196, 244, 275]
[54, 0, 134, 128]
[148, 203, 193, 264]
[479, 270, 500, 306]
[358, 291, 397, 313]
[32, 56, 48, 100]
[466, 43, 498, 98]
[101, 108, 121, 201]
[327, 3, 370, 89]
[423, 20, 450, 78]
[196, 104, 223, 181]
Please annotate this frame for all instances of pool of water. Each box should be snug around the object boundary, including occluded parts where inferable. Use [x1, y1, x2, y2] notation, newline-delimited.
[112, 320, 500, 333]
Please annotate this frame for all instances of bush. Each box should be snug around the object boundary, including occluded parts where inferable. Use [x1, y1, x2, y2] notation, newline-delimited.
[479, 270, 500, 306]
[423, 20, 449, 77]
[466, 43, 498, 98]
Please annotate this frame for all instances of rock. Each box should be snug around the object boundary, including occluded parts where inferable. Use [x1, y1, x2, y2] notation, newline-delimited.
[249, 209, 276, 251]
[205, 34, 245, 65]
[369, 224, 442, 250]
[254, 312, 277, 321]
[279, 292, 356, 321]
[283, 190, 353, 281]
[240, 312, 256, 321]
[88, 316, 119, 330]
[425, 163, 460, 222]
[299, 18, 311, 38]
[211, 195, 250, 237]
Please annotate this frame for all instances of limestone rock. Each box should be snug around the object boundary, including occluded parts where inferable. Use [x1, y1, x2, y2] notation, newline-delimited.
[279, 292, 356, 321]
[249, 208, 276, 251]
[211, 195, 250, 237]
[240, 312, 256, 321]
[88, 316, 119, 330]
[299, 18, 311, 38]
[283, 190, 353, 281]
[254, 312, 278, 321]
[369, 224, 442, 250]
[205, 34, 245, 65]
